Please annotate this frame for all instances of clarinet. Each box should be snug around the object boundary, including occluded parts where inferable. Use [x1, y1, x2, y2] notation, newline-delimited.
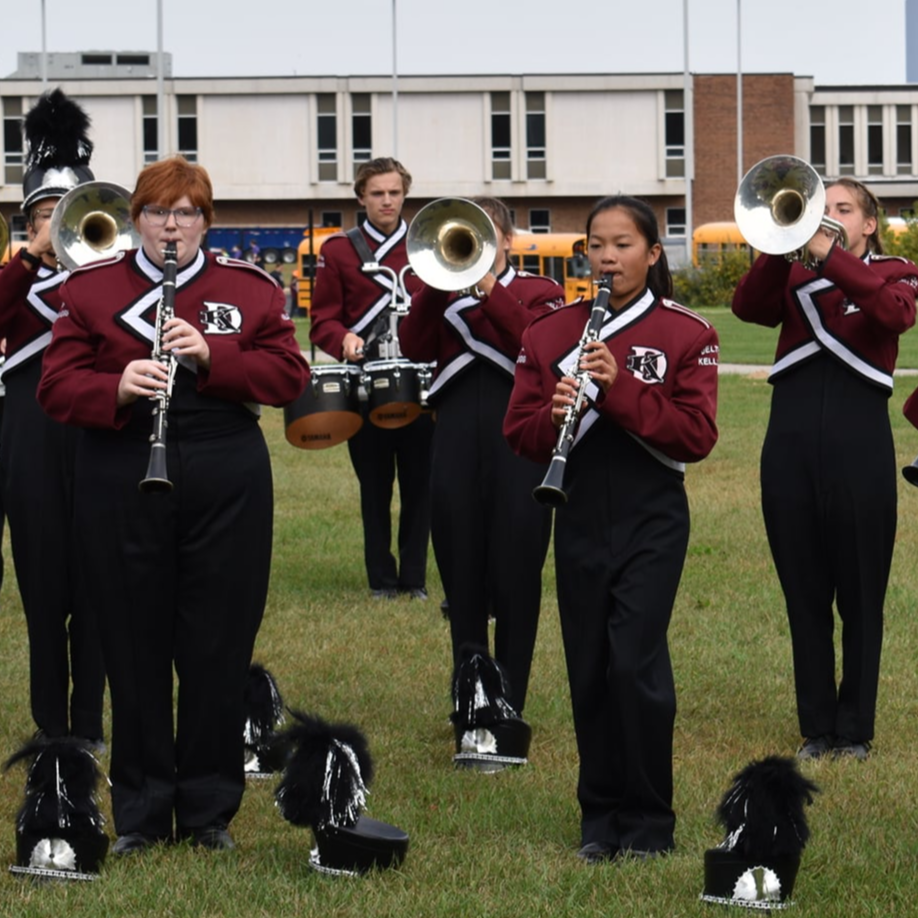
[139, 242, 178, 493]
[532, 275, 612, 508]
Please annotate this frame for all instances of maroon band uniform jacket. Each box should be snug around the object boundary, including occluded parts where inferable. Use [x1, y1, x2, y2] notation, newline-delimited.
[504, 288, 719, 471]
[309, 220, 421, 360]
[399, 264, 566, 402]
[38, 247, 309, 427]
[0, 251, 66, 377]
[733, 248, 917, 390]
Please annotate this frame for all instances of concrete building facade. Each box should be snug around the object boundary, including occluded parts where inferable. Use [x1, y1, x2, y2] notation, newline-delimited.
[4, 52, 918, 263]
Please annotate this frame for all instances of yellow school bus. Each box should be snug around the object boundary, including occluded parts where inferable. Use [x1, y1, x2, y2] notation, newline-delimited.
[691, 221, 753, 267]
[295, 227, 343, 315]
[509, 231, 592, 302]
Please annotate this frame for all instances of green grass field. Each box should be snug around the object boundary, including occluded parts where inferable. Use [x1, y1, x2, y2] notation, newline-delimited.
[293, 308, 918, 371]
[1, 368, 917, 916]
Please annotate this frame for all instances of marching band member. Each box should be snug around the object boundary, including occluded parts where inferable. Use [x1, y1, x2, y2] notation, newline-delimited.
[399, 197, 565, 719]
[733, 178, 917, 762]
[0, 89, 105, 747]
[309, 157, 433, 600]
[504, 196, 718, 862]
[38, 156, 309, 854]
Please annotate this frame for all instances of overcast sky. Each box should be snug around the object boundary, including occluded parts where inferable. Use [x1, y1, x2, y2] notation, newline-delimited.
[0, 0, 911, 85]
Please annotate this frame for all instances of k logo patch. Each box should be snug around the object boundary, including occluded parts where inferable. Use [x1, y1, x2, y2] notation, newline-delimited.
[199, 302, 242, 334]
[625, 346, 667, 384]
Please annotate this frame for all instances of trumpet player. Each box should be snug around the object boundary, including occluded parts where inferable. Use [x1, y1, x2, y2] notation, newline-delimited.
[504, 196, 718, 863]
[399, 197, 565, 733]
[0, 89, 105, 748]
[733, 178, 918, 763]
[38, 156, 308, 855]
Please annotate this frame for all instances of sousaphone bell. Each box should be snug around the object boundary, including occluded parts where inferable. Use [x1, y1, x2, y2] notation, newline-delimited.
[49, 180, 140, 271]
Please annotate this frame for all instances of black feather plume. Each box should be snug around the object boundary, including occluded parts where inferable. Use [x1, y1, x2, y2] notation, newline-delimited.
[274, 710, 373, 830]
[714, 756, 820, 858]
[450, 643, 518, 729]
[243, 664, 285, 746]
[4, 735, 105, 835]
[24, 88, 93, 172]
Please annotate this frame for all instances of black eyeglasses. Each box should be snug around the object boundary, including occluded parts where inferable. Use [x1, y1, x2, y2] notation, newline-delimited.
[142, 206, 203, 228]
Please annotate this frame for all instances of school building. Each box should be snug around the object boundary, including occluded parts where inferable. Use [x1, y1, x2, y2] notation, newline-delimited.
[3, 50, 918, 265]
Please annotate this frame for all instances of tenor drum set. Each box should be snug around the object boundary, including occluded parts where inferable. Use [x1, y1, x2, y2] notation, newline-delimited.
[284, 197, 496, 450]
[282, 359, 434, 449]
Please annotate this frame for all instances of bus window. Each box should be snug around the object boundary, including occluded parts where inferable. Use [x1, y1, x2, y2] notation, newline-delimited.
[510, 231, 590, 302]
[567, 252, 591, 279]
[296, 226, 341, 315]
[521, 254, 541, 274]
[543, 256, 565, 285]
[692, 222, 753, 266]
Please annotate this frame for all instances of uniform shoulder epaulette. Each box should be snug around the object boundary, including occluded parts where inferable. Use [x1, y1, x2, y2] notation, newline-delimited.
[215, 255, 278, 285]
[869, 253, 912, 265]
[527, 299, 581, 329]
[68, 250, 127, 276]
[660, 297, 712, 329]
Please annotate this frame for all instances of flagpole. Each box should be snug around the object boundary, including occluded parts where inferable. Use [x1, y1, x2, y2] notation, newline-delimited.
[737, 0, 743, 184]
[157, 0, 166, 157]
[683, 0, 694, 265]
[392, 0, 399, 158]
[40, 0, 48, 86]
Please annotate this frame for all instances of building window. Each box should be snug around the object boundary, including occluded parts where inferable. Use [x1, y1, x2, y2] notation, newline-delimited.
[2, 96, 23, 184]
[317, 94, 338, 183]
[321, 211, 342, 228]
[491, 92, 511, 181]
[117, 54, 150, 66]
[897, 105, 912, 175]
[352, 93, 372, 178]
[666, 207, 686, 238]
[867, 105, 883, 176]
[529, 208, 550, 232]
[838, 105, 855, 176]
[664, 90, 685, 178]
[810, 106, 826, 175]
[526, 92, 546, 180]
[81, 53, 112, 66]
[177, 95, 197, 163]
[142, 96, 158, 164]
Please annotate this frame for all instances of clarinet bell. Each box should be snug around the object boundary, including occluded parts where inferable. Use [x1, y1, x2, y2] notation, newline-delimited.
[903, 455, 918, 487]
[532, 456, 569, 507]
[139, 442, 173, 493]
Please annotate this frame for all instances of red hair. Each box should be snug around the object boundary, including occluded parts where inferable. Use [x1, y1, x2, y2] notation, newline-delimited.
[130, 156, 214, 226]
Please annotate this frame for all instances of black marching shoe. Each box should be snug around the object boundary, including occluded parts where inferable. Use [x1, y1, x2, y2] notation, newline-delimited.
[112, 833, 157, 856]
[577, 842, 618, 864]
[832, 738, 871, 761]
[399, 586, 428, 600]
[796, 735, 833, 761]
[370, 588, 397, 600]
[185, 825, 235, 850]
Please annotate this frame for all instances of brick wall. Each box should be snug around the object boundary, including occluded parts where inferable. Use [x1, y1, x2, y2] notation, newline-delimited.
[693, 74, 796, 226]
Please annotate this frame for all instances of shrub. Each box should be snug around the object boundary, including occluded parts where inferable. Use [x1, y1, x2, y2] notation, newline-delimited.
[673, 249, 753, 308]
